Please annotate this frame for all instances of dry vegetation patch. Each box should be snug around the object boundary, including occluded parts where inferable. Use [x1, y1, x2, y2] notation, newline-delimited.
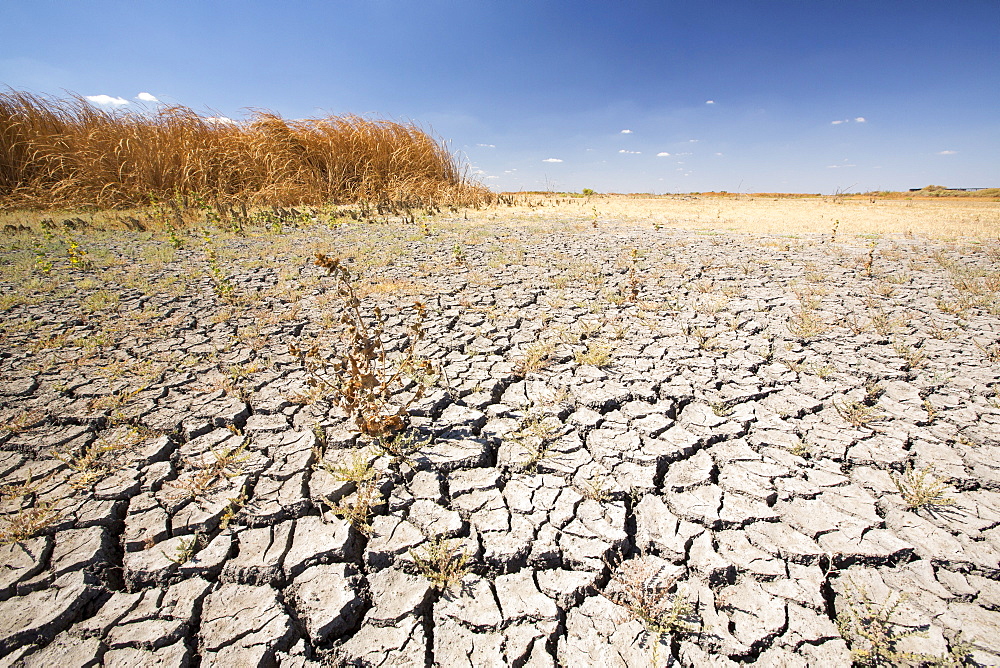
[0, 89, 491, 210]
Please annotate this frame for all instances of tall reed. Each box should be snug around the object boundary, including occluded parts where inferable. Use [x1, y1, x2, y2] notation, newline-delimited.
[0, 90, 490, 209]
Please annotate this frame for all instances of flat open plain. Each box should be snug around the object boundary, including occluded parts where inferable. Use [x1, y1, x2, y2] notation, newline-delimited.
[1, 196, 999, 666]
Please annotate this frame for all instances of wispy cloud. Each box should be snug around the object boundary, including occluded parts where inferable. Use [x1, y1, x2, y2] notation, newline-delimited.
[618, 149, 641, 154]
[705, 100, 715, 105]
[542, 158, 563, 163]
[854, 117, 866, 123]
[620, 129, 633, 134]
[476, 143, 495, 148]
[832, 117, 866, 125]
[688, 139, 699, 143]
[136, 92, 158, 102]
[86, 94, 128, 106]
[938, 150, 957, 155]
[204, 116, 236, 125]
[656, 152, 671, 157]
[831, 119, 847, 125]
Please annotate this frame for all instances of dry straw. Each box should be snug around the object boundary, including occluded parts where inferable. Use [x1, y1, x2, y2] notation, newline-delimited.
[0, 89, 490, 209]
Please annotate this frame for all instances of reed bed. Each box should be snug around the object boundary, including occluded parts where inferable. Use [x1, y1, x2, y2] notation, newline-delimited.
[0, 90, 491, 209]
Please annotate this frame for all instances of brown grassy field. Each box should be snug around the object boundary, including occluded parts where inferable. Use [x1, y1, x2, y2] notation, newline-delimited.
[0, 90, 491, 210]
[486, 194, 1000, 239]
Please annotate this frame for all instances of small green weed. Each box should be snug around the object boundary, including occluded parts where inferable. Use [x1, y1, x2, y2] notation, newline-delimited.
[163, 534, 202, 565]
[0, 500, 61, 545]
[574, 340, 613, 367]
[201, 229, 234, 300]
[836, 581, 972, 667]
[514, 340, 556, 377]
[787, 309, 829, 341]
[508, 412, 567, 472]
[410, 536, 470, 592]
[327, 479, 381, 536]
[836, 399, 884, 428]
[168, 442, 249, 499]
[892, 465, 956, 511]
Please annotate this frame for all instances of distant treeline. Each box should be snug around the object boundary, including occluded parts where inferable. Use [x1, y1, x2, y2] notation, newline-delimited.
[0, 90, 492, 209]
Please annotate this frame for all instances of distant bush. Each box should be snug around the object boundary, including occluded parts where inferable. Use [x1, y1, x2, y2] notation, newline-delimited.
[0, 89, 491, 209]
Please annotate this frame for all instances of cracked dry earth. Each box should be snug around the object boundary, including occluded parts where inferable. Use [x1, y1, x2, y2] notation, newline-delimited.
[2, 214, 1000, 667]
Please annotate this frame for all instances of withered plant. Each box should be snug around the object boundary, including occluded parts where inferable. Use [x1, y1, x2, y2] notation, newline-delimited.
[410, 537, 471, 592]
[0, 500, 61, 545]
[167, 442, 250, 499]
[0, 472, 62, 545]
[604, 557, 696, 640]
[508, 412, 569, 472]
[327, 480, 381, 536]
[835, 581, 973, 666]
[892, 465, 956, 511]
[292, 254, 433, 437]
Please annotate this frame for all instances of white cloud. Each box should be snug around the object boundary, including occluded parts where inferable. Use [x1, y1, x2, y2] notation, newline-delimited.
[204, 116, 236, 125]
[620, 129, 633, 134]
[542, 158, 563, 163]
[854, 117, 866, 123]
[618, 149, 641, 154]
[656, 152, 671, 157]
[714, 152, 724, 156]
[831, 119, 847, 125]
[688, 139, 699, 143]
[136, 92, 158, 102]
[86, 94, 128, 106]
[706, 100, 715, 105]
[938, 150, 957, 155]
[472, 169, 485, 175]
[476, 143, 495, 148]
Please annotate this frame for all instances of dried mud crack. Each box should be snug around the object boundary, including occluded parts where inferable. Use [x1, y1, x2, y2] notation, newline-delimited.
[2, 211, 1000, 666]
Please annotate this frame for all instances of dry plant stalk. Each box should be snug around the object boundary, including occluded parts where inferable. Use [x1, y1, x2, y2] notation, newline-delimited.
[292, 254, 433, 437]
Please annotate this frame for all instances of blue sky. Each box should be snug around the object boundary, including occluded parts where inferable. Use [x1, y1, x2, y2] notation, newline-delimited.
[2, 0, 997, 194]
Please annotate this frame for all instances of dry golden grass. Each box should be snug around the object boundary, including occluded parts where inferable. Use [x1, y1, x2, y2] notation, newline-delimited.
[0, 89, 490, 209]
[483, 194, 1000, 239]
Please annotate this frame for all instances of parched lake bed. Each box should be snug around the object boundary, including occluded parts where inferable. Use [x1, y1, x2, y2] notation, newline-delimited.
[2, 198, 1000, 666]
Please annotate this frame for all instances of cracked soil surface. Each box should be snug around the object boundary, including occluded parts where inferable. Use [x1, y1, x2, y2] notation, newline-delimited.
[2, 199, 1000, 666]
